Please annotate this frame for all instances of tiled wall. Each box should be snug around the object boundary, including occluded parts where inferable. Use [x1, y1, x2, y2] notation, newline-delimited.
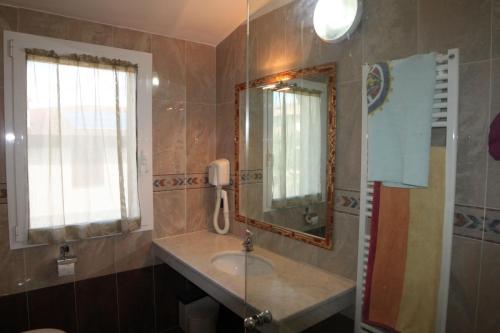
[0, 4, 216, 299]
[215, 0, 499, 332]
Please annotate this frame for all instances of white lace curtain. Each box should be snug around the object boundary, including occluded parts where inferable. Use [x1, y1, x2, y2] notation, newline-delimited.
[26, 49, 141, 244]
[266, 89, 323, 209]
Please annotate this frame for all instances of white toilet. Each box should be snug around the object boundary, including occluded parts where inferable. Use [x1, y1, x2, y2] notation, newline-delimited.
[22, 329, 66, 333]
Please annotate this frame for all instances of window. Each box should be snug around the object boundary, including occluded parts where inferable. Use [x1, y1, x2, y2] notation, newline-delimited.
[4, 31, 153, 249]
[262, 79, 327, 211]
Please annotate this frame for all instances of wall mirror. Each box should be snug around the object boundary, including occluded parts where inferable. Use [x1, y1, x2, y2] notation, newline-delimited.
[234, 63, 336, 249]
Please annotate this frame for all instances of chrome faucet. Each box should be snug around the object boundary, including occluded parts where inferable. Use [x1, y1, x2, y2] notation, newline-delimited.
[242, 229, 254, 252]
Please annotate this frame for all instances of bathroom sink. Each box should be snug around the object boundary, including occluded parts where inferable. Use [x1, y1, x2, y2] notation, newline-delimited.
[211, 251, 273, 276]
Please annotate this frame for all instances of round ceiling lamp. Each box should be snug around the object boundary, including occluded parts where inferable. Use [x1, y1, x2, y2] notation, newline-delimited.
[313, 0, 363, 43]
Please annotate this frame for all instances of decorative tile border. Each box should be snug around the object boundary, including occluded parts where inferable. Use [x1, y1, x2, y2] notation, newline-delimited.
[0, 183, 6, 204]
[334, 189, 360, 216]
[454, 204, 500, 244]
[239, 169, 263, 184]
[153, 173, 210, 192]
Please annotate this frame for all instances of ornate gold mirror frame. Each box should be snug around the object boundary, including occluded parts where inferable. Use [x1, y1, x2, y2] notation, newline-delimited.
[234, 63, 337, 249]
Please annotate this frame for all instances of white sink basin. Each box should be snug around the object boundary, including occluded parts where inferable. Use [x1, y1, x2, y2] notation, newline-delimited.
[211, 251, 273, 276]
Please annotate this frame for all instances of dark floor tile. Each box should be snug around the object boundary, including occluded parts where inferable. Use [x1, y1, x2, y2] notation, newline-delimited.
[301, 313, 354, 333]
[0, 292, 29, 333]
[28, 282, 78, 333]
[76, 274, 119, 333]
[117, 266, 155, 333]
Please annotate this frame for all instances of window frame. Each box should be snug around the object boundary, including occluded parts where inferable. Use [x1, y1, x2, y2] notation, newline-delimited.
[4, 31, 154, 249]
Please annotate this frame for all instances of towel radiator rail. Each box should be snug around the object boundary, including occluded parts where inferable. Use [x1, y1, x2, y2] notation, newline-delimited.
[354, 49, 459, 333]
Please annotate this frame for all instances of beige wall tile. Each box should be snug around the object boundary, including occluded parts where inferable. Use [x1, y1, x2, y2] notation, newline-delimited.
[73, 236, 115, 280]
[18, 8, 70, 39]
[67, 20, 113, 46]
[25, 243, 75, 291]
[152, 34, 186, 102]
[216, 25, 245, 104]
[186, 188, 214, 232]
[486, 59, 500, 209]
[0, 205, 26, 296]
[249, 7, 287, 79]
[363, 0, 418, 64]
[186, 42, 216, 103]
[456, 61, 491, 207]
[216, 102, 236, 173]
[153, 190, 186, 238]
[153, 99, 186, 175]
[476, 241, 500, 333]
[419, 0, 491, 63]
[446, 236, 482, 333]
[493, 0, 500, 58]
[112, 26, 151, 52]
[335, 81, 362, 191]
[186, 103, 216, 173]
[114, 230, 154, 273]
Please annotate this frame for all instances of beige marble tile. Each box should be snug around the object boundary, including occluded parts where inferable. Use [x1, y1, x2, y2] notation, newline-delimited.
[317, 212, 359, 280]
[152, 34, 186, 103]
[249, 6, 287, 79]
[283, 0, 362, 83]
[112, 26, 151, 52]
[216, 102, 236, 173]
[239, 183, 264, 222]
[0, 205, 26, 296]
[114, 230, 154, 273]
[419, 0, 491, 63]
[186, 188, 214, 232]
[67, 19, 113, 46]
[363, 0, 418, 64]
[186, 103, 216, 173]
[18, 8, 70, 39]
[446, 236, 481, 333]
[456, 62, 491, 207]
[486, 59, 500, 209]
[73, 236, 115, 281]
[153, 99, 186, 175]
[335, 81, 362, 191]
[153, 190, 186, 238]
[493, 0, 500, 58]
[24, 243, 75, 291]
[216, 25, 245, 104]
[476, 241, 500, 333]
[186, 42, 216, 103]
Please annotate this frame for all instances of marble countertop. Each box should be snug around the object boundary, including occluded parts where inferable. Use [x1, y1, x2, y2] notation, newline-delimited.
[153, 230, 355, 332]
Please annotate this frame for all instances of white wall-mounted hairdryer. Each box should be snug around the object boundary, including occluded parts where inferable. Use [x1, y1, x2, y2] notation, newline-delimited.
[208, 159, 230, 234]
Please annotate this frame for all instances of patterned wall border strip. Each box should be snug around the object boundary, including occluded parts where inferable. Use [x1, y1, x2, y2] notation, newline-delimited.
[0, 183, 6, 204]
[454, 204, 500, 244]
[334, 189, 360, 216]
[153, 173, 211, 192]
[239, 169, 263, 184]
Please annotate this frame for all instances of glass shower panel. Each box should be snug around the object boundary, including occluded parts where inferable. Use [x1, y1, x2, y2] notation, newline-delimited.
[242, 1, 340, 331]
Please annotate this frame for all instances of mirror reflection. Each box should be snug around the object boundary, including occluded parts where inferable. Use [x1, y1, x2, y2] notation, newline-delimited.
[235, 64, 336, 247]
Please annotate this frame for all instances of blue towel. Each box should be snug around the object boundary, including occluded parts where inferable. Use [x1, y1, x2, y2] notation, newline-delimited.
[366, 54, 436, 188]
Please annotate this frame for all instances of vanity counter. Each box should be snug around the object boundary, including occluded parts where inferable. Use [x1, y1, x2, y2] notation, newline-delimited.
[153, 230, 355, 332]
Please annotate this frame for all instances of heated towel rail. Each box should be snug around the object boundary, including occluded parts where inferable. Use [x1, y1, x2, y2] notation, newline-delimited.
[354, 49, 459, 333]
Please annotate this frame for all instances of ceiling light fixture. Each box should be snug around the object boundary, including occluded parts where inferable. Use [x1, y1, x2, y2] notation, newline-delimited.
[313, 0, 362, 43]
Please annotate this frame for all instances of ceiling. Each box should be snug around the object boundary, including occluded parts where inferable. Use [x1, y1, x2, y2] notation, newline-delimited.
[0, 0, 295, 46]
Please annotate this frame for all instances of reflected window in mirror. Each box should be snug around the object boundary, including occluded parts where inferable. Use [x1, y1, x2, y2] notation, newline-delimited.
[262, 81, 327, 213]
